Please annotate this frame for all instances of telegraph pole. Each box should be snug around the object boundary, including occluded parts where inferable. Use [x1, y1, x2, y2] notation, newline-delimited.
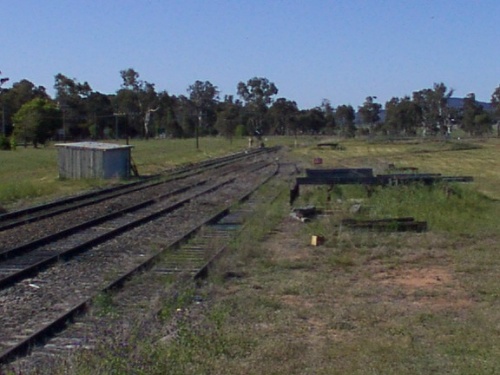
[113, 112, 126, 139]
[196, 110, 201, 149]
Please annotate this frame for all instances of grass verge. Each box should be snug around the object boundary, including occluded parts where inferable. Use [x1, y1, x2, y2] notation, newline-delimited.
[2, 137, 499, 374]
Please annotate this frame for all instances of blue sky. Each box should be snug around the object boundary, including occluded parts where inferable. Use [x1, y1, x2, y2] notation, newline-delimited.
[2, 0, 499, 109]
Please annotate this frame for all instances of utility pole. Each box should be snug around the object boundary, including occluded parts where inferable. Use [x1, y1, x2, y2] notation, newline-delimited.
[114, 113, 122, 139]
[196, 110, 201, 149]
[126, 113, 130, 145]
[57, 101, 68, 142]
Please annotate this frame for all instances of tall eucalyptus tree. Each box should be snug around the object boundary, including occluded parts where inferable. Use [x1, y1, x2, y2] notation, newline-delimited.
[268, 98, 299, 135]
[358, 96, 381, 133]
[54, 73, 91, 139]
[237, 77, 278, 136]
[335, 105, 356, 137]
[187, 80, 219, 148]
[412, 83, 453, 134]
[491, 85, 500, 137]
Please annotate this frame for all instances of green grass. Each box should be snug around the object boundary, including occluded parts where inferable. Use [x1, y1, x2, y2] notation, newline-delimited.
[368, 183, 499, 233]
[3, 135, 499, 374]
[291, 137, 500, 199]
[0, 137, 250, 208]
[151, 137, 498, 374]
[2, 136, 498, 207]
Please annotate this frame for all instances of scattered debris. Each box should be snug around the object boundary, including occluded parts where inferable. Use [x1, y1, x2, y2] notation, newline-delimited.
[223, 271, 245, 280]
[349, 204, 362, 214]
[290, 206, 319, 222]
[387, 164, 419, 173]
[341, 217, 427, 232]
[317, 143, 344, 150]
[310, 235, 325, 246]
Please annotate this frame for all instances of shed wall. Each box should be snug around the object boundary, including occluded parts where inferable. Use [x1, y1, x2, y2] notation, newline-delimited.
[103, 149, 131, 179]
[57, 146, 131, 179]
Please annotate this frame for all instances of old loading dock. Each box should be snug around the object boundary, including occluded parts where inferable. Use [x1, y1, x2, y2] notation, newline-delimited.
[55, 142, 134, 179]
[290, 168, 473, 205]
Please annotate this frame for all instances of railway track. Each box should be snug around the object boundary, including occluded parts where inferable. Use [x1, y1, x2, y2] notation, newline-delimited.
[0, 148, 268, 232]
[0, 150, 274, 254]
[0, 160, 272, 289]
[0, 149, 283, 367]
[10, 192, 280, 372]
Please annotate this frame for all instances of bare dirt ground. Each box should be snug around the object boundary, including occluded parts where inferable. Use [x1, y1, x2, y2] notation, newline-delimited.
[204, 212, 499, 374]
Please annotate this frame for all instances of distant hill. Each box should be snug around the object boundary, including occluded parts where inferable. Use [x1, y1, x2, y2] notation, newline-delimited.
[447, 97, 492, 111]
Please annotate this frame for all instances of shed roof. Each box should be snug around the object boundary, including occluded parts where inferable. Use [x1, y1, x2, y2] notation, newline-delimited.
[54, 142, 134, 151]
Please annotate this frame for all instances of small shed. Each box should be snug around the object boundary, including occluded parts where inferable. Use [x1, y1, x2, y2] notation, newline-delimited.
[55, 142, 134, 179]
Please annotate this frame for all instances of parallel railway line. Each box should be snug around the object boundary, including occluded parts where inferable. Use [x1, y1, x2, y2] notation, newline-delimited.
[0, 147, 284, 368]
[0, 148, 267, 232]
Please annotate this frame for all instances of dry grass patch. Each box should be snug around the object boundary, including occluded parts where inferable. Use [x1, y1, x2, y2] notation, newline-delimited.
[17, 139, 497, 374]
[371, 264, 474, 312]
[200, 211, 499, 374]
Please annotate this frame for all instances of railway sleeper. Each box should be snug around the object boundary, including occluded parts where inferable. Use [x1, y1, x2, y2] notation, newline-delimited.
[341, 218, 427, 232]
[0, 155, 280, 367]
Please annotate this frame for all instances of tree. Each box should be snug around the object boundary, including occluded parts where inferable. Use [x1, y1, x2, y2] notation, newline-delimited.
[491, 85, 500, 137]
[165, 107, 183, 138]
[112, 89, 138, 141]
[237, 77, 278, 135]
[54, 73, 92, 139]
[120, 68, 142, 91]
[85, 92, 114, 139]
[461, 93, 492, 136]
[215, 95, 241, 141]
[173, 95, 196, 138]
[296, 108, 326, 135]
[321, 99, 336, 135]
[140, 82, 159, 139]
[12, 98, 61, 147]
[1, 79, 49, 138]
[384, 96, 422, 136]
[335, 105, 356, 137]
[461, 93, 477, 134]
[154, 91, 177, 138]
[474, 112, 493, 136]
[268, 98, 299, 135]
[0, 71, 8, 87]
[358, 96, 381, 133]
[412, 83, 453, 134]
[115, 68, 159, 140]
[492, 85, 500, 118]
[187, 80, 219, 148]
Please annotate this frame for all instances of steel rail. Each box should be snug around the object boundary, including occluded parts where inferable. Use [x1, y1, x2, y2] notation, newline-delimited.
[0, 162, 279, 366]
[194, 161, 282, 280]
[0, 158, 271, 262]
[0, 181, 206, 261]
[0, 161, 273, 289]
[0, 180, 222, 289]
[0, 148, 268, 231]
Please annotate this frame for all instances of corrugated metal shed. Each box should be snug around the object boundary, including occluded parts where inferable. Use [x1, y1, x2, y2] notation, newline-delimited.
[55, 142, 134, 179]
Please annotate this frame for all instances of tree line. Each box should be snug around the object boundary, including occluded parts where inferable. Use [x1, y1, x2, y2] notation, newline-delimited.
[0, 68, 499, 149]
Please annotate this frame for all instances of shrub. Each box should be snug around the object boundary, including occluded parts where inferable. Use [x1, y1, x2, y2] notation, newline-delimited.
[0, 135, 11, 150]
[234, 124, 247, 137]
